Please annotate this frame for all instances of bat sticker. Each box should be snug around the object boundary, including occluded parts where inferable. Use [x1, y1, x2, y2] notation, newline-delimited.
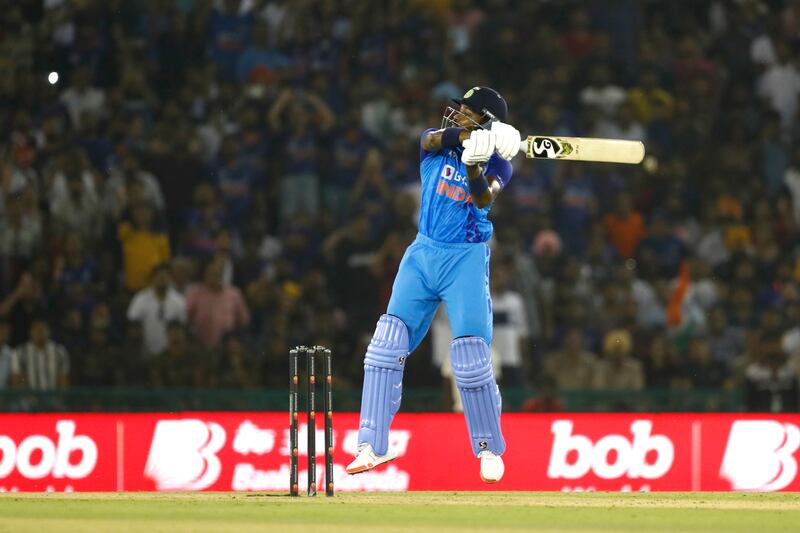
[531, 137, 574, 159]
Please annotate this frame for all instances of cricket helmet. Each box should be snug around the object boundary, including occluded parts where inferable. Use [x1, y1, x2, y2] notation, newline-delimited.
[442, 86, 508, 130]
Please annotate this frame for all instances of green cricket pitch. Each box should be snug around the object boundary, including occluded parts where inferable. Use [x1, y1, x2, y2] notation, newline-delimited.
[0, 492, 798, 532]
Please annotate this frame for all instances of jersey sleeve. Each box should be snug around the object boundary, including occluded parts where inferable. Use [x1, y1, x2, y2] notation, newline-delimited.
[486, 153, 513, 189]
[419, 128, 439, 161]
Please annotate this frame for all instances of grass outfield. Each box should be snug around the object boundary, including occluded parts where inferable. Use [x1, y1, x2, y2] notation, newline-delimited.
[0, 492, 799, 532]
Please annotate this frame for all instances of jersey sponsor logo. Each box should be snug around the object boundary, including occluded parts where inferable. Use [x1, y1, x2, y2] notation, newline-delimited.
[720, 420, 800, 491]
[144, 419, 226, 490]
[441, 164, 468, 185]
[547, 420, 674, 480]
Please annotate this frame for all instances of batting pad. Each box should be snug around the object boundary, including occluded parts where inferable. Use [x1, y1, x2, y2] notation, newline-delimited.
[451, 336, 506, 456]
[358, 314, 409, 456]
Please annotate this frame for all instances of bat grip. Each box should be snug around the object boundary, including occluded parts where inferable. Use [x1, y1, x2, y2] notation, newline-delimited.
[518, 139, 529, 158]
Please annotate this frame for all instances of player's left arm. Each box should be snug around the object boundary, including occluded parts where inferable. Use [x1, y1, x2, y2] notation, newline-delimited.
[467, 164, 502, 208]
[462, 125, 516, 208]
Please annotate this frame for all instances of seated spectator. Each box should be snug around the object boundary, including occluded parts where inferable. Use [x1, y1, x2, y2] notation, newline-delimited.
[57, 307, 86, 357]
[214, 332, 258, 388]
[603, 192, 646, 259]
[0, 273, 48, 346]
[186, 258, 250, 349]
[745, 332, 799, 412]
[521, 376, 564, 412]
[118, 202, 171, 292]
[543, 328, 598, 391]
[707, 305, 746, 371]
[0, 191, 42, 265]
[0, 320, 14, 388]
[683, 335, 728, 388]
[642, 333, 681, 388]
[594, 329, 644, 390]
[119, 320, 147, 386]
[150, 321, 211, 387]
[781, 300, 800, 371]
[636, 214, 688, 278]
[127, 262, 187, 358]
[11, 317, 69, 390]
[80, 314, 121, 387]
[53, 231, 102, 305]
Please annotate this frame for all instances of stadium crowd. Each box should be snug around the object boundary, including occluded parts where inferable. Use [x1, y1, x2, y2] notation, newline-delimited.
[0, 0, 799, 412]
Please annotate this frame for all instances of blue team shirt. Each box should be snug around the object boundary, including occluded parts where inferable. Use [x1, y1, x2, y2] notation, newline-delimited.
[418, 128, 513, 243]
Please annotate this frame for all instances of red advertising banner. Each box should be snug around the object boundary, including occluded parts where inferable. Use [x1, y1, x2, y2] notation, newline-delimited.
[1, 413, 799, 492]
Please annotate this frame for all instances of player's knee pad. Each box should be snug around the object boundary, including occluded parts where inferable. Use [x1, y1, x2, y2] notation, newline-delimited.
[358, 314, 409, 456]
[451, 336, 506, 456]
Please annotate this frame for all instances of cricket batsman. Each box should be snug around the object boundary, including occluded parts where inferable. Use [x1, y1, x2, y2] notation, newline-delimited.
[346, 87, 521, 483]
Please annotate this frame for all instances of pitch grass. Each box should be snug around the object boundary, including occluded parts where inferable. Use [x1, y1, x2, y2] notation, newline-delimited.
[0, 492, 799, 532]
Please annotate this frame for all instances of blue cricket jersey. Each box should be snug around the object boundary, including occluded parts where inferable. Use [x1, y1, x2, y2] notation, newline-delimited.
[418, 128, 513, 243]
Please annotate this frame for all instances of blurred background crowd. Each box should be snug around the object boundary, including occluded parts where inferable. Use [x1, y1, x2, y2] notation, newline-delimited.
[1, 0, 799, 412]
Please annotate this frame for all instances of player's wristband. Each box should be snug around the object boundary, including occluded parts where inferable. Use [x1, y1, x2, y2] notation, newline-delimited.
[441, 127, 465, 148]
[468, 174, 490, 197]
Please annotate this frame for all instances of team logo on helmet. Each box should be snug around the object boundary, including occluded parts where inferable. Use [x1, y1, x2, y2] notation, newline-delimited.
[463, 87, 478, 99]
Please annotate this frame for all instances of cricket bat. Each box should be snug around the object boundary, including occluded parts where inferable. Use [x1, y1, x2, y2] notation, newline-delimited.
[519, 135, 645, 164]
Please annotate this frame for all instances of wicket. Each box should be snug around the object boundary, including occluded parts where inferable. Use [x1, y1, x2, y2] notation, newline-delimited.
[289, 345, 334, 497]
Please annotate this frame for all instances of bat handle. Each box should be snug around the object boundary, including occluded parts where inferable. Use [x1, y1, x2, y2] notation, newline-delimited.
[518, 138, 529, 158]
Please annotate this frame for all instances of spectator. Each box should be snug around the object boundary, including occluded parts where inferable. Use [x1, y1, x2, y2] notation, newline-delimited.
[0, 320, 13, 388]
[490, 264, 529, 387]
[521, 376, 564, 412]
[214, 332, 259, 388]
[0, 273, 48, 347]
[48, 154, 103, 244]
[186, 258, 250, 350]
[745, 332, 799, 412]
[594, 329, 645, 390]
[10, 317, 69, 390]
[628, 68, 676, 124]
[127, 262, 188, 358]
[603, 192, 646, 259]
[150, 321, 211, 387]
[208, 0, 254, 78]
[0, 0, 799, 413]
[104, 152, 165, 220]
[269, 88, 335, 221]
[543, 328, 598, 391]
[643, 333, 681, 388]
[683, 336, 728, 389]
[0, 191, 42, 264]
[756, 40, 800, 135]
[59, 66, 106, 127]
[53, 231, 102, 305]
[117, 202, 171, 292]
[79, 311, 120, 387]
[707, 305, 746, 371]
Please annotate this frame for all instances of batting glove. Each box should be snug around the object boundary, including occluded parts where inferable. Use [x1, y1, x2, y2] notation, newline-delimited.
[491, 121, 521, 161]
[461, 130, 496, 166]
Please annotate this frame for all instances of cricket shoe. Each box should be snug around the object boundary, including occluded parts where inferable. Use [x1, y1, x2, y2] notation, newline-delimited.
[479, 451, 504, 483]
[346, 443, 398, 474]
